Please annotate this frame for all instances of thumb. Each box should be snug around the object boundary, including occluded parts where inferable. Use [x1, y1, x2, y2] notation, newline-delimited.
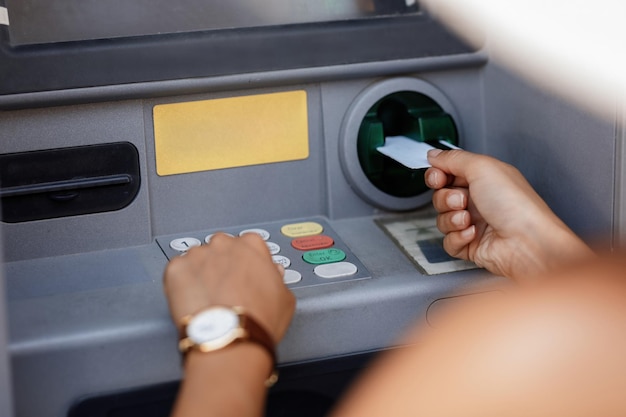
[427, 149, 487, 187]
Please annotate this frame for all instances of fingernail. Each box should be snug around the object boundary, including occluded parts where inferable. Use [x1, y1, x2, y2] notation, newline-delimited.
[426, 169, 439, 187]
[446, 193, 465, 210]
[460, 225, 475, 239]
[427, 149, 443, 159]
[451, 211, 466, 227]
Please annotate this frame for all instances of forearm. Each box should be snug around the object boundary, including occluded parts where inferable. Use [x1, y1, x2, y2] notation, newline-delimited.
[171, 345, 273, 417]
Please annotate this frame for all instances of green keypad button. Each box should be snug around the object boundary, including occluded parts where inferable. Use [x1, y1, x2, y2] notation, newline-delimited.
[302, 248, 346, 265]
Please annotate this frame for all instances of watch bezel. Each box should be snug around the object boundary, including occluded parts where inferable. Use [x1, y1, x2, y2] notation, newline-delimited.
[180, 306, 247, 353]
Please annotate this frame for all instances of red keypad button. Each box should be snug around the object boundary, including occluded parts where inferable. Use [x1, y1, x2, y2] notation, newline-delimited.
[291, 235, 334, 251]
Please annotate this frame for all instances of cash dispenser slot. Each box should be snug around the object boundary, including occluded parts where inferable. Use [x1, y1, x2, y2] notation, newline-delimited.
[0, 142, 140, 223]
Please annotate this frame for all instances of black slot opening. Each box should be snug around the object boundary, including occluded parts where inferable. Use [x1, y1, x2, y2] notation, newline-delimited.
[0, 142, 141, 223]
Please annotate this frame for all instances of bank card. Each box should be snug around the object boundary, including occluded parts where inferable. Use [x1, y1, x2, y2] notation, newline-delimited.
[376, 135, 460, 169]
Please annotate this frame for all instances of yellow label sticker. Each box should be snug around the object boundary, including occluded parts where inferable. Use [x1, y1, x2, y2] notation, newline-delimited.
[153, 90, 309, 176]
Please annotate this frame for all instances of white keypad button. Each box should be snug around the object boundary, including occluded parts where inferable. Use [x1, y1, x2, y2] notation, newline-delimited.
[272, 255, 291, 268]
[314, 262, 358, 279]
[266, 241, 281, 255]
[170, 237, 201, 252]
[239, 228, 270, 241]
[204, 232, 234, 243]
[283, 269, 302, 284]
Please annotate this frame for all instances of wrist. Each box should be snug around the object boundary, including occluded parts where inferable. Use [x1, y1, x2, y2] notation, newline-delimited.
[184, 342, 274, 382]
[510, 216, 595, 281]
[172, 343, 273, 417]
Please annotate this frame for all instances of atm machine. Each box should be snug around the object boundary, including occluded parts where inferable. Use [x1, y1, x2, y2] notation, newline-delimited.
[0, 1, 620, 416]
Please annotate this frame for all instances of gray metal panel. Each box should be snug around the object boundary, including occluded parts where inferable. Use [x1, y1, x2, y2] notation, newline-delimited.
[0, 53, 487, 110]
[0, 12, 475, 98]
[482, 63, 616, 244]
[7, 245, 175, 417]
[7, 0, 412, 45]
[144, 86, 326, 236]
[0, 101, 152, 261]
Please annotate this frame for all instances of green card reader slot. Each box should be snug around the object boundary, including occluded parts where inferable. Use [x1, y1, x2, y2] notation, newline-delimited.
[357, 92, 458, 198]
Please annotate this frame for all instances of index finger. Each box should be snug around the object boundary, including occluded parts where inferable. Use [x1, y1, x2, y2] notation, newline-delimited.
[238, 232, 273, 258]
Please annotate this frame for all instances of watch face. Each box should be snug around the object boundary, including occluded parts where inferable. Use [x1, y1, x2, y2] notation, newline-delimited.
[187, 307, 239, 344]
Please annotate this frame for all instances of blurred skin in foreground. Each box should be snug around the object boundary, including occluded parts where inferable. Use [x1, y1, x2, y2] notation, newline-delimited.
[163, 149, 625, 417]
[331, 253, 626, 417]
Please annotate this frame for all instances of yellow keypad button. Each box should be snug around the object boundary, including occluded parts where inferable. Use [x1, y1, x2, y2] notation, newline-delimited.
[280, 221, 324, 238]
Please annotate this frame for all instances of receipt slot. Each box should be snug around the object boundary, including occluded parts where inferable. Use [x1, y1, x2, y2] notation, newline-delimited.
[340, 78, 461, 211]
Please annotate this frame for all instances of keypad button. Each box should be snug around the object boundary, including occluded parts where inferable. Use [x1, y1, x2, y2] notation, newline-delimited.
[266, 241, 281, 255]
[302, 248, 346, 265]
[239, 228, 270, 241]
[283, 269, 302, 284]
[204, 232, 234, 243]
[291, 235, 334, 251]
[280, 222, 323, 238]
[170, 237, 201, 252]
[314, 262, 358, 279]
[272, 255, 291, 268]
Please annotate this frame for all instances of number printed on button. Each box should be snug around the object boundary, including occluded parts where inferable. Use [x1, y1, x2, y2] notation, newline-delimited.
[266, 241, 281, 255]
[272, 255, 291, 268]
[170, 237, 202, 252]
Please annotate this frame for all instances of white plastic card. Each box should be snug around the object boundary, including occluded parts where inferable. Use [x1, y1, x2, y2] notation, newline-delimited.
[376, 136, 460, 169]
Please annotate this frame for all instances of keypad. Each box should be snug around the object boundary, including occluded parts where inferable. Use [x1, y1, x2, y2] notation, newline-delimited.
[156, 218, 371, 289]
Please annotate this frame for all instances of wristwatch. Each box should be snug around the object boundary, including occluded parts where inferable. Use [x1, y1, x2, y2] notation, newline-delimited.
[178, 305, 278, 387]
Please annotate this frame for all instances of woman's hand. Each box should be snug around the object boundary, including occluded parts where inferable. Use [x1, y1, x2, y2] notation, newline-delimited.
[163, 232, 295, 345]
[425, 149, 594, 281]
